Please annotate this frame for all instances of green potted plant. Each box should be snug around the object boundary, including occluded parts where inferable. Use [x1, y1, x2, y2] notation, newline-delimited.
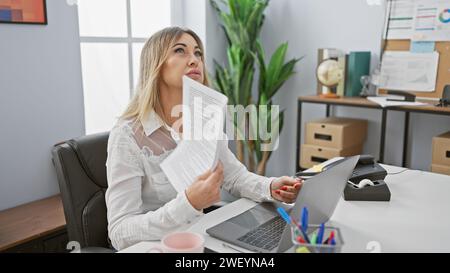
[211, 0, 301, 175]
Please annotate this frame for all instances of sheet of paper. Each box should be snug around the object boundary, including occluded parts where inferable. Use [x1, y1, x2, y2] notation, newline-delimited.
[386, 0, 417, 40]
[379, 51, 439, 92]
[160, 140, 222, 193]
[367, 96, 428, 107]
[412, 0, 450, 41]
[160, 76, 228, 193]
[410, 41, 436, 52]
[182, 76, 228, 141]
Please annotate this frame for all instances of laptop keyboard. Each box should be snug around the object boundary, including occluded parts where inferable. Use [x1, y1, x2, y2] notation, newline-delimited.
[237, 216, 286, 250]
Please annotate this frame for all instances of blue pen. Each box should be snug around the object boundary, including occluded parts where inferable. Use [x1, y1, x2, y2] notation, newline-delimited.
[317, 223, 325, 244]
[301, 207, 309, 233]
[330, 237, 336, 245]
[276, 207, 310, 243]
[299, 207, 311, 243]
[277, 207, 297, 230]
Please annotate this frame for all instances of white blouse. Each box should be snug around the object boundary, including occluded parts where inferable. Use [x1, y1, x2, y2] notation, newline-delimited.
[105, 110, 276, 250]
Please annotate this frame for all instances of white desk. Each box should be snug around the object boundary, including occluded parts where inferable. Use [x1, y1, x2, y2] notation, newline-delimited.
[120, 165, 450, 253]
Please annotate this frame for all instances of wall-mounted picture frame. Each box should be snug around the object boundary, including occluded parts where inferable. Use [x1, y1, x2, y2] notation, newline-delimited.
[0, 0, 47, 25]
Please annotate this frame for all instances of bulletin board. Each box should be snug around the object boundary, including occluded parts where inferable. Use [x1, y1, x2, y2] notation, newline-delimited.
[378, 40, 450, 99]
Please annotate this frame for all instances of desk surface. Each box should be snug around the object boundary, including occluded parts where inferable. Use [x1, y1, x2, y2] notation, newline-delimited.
[120, 165, 450, 253]
[298, 95, 450, 114]
[299, 95, 380, 108]
[0, 195, 66, 251]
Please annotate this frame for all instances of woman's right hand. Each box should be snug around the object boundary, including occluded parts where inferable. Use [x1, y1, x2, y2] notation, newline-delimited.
[185, 161, 224, 211]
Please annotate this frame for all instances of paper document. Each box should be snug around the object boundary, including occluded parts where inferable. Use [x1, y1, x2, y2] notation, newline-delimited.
[386, 0, 417, 40]
[182, 76, 228, 141]
[367, 96, 428, 108]
[160, 140, 222, 193]
[410, 41, 436, 53]
[160, 76, 228, 193]
[412, 0, 450, 41]
[379, 51, 439, 92]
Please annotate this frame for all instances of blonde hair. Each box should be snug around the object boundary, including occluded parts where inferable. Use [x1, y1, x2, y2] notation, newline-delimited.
[120, 27, 209, 124]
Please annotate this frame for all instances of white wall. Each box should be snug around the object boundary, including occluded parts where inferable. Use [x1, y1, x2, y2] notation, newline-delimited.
[177, 0, 227, 74]
[180, 0, 206, 44]
[256, 0, 450, 177]
[0, 0, 85, 210]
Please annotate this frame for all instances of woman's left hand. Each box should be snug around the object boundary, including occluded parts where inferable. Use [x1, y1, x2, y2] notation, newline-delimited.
[270, 176, 303, 204]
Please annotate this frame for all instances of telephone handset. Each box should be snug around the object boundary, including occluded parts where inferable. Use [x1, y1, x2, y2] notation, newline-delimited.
[322, 154, 387, 183]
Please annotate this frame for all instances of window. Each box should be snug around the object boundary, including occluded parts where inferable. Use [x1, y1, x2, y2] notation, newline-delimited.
[78, 0, 171, 134]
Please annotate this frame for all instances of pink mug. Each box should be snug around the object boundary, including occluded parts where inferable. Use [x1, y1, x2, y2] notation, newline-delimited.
[147, 232, 205, 253]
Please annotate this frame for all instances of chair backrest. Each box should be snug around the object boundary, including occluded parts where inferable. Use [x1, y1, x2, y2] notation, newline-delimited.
[52, 132, 110, 248]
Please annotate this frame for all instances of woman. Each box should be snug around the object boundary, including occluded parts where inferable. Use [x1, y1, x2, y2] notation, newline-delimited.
[105, 27, 302, 250]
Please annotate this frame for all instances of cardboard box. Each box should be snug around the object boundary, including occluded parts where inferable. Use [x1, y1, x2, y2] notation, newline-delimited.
[432, 131, 450, 166]
[305, 117, 367, 149]
[431, 164, 450, 176]
[300, 143, 363, 169]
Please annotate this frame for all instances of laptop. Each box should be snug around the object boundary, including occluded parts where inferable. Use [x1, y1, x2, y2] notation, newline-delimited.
[206, 155, 359, 253]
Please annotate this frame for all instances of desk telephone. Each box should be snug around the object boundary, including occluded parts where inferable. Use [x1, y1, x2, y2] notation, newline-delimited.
[296, 155, 391, 201]
[325, 154, 387, 183]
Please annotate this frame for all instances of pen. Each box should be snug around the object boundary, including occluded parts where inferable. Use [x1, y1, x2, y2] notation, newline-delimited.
[276, 207, 299, 232]
[317, 223, 325, 245]
[330, 237, 336, 245]
[310, 232, 317, 245]
[299, 207, 311, 243]
[301, 207, 309, 233]
[290, 216, 300, 228]
[296, 236, 306, 244]
[276, 207, 309, 243]
[327, 231, 335, 245]
[299, 229, 310, 244]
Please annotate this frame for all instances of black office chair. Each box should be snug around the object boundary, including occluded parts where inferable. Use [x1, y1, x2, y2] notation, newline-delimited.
[52, 132, 114, 253]
[52, 131, 226, 253]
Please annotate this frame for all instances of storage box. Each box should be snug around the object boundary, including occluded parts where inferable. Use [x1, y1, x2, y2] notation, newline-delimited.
[432, 131, 450, 166]
[305, 117, 367, 149]
[431, 164, 450, 176]
[300, 143, 363, 169]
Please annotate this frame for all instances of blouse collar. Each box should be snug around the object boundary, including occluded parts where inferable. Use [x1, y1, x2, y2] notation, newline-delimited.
[142, 110, 165, 136]
[142, 110, 181, 142]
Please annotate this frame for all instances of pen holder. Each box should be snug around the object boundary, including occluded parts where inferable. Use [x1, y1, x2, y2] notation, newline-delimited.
[291, 225, 343, 253]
